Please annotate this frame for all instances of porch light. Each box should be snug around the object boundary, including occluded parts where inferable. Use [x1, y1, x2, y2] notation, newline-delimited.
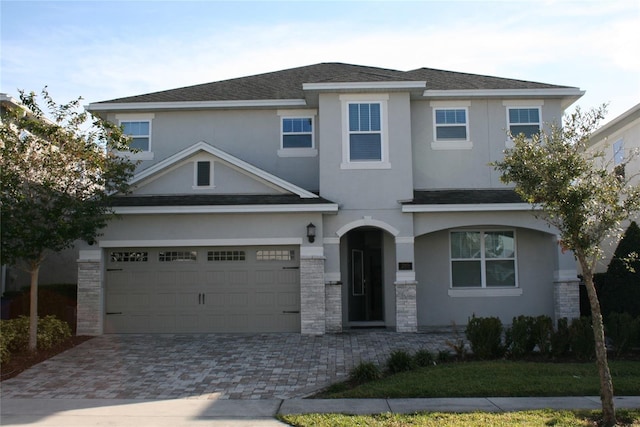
[306, 222, 316, 243]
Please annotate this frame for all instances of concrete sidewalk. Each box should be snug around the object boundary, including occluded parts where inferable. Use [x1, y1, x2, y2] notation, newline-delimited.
[2, 397, 639, 426]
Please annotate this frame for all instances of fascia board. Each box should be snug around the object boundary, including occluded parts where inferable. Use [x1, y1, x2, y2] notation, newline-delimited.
[86, 99, 307, 112]
[113, 203, 339, 214]
[303, 81, 426, 91]
[402, 203, 535, 213]
[423, 88, 585, 98]
[130, 141, 319, 199]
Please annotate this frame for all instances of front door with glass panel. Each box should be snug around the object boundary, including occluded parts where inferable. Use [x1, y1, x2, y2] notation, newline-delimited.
[348, 228, 384, 322]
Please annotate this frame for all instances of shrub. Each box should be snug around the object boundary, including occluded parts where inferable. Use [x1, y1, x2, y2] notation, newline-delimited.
[0, 315, 72, 363]
[387, 349, 415, 374]
[437, 350, 451, 363]
[605, 312, 640, 356]
[532, 315, 554, 357]
[349, 361, 381, 384]
[465, 315, 504, 359]
[551, 317, 571, 358]
[569, 316, 595, 360]
[506, 315, 537, 358]
[413, 349, 435, 367]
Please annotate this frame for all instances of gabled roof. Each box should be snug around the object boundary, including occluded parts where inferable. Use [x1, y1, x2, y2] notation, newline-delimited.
[88, 62, 580, 107]
[130, 141, 319, 199]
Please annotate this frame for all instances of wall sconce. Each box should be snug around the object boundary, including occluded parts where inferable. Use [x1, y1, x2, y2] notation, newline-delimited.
[306, 222, 316, 243]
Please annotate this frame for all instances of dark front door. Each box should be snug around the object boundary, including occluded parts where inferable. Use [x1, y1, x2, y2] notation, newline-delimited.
[348, 228, 384, 322]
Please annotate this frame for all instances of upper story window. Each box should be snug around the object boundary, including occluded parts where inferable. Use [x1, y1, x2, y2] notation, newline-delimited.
[613, 139, 625, 166]
[194, 160, 213, 188]
[122, 121, 150, 151]
[507, 107, 541, 138]
[430, 101, 472, 150]
[613, 138, 625, 178]
[450, 230, 517, 288]
[340, 94, 390, 169]
[283, 118, 313, 148]
[277, 109, 317, 158]
[116, 113, 155, 160]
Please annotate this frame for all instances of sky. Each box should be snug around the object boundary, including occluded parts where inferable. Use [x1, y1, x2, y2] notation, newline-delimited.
[1, 0, 639, 125]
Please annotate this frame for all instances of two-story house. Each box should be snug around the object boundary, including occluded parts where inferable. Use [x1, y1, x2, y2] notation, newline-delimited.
[587, 103, 640, 273]
[79, 63, 585, 335]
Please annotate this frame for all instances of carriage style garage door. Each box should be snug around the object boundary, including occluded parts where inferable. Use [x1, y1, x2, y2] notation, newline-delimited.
[104, 246, 300, 333]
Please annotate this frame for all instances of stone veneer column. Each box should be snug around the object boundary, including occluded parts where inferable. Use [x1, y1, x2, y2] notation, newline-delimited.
[76, 250, 103, 336]
[300, 256, 326, 335]
[325, 282, 342, 332]
[554, 279, 580, 323]
[395, 281, 418, 332]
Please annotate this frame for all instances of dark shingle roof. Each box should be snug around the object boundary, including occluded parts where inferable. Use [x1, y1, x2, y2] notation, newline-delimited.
[406, 190, 526, 205]
[97, 63, 575, 104]
[110, 194, 334, 207]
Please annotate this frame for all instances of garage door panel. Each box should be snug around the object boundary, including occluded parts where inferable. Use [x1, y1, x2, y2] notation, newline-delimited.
[226, 292, 248, 307]
[256, 270, 275, 284]
[106, 246, 300, 333]
[255, 292, 275, 307]
[228, 271, 248, 285]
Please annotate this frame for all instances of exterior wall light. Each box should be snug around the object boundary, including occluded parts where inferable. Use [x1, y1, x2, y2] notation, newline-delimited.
[306, 222, 316, 243]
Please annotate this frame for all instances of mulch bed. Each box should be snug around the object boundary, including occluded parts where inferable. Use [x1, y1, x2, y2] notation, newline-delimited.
[1, 336, 93, 381]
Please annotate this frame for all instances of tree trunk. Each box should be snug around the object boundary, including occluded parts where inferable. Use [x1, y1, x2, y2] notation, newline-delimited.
[28, 262, 40, 352]
[582, 268, 616, 426]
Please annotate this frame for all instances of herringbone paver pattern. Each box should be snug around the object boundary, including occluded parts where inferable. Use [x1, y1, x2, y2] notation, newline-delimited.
[1, 331, 458, 400]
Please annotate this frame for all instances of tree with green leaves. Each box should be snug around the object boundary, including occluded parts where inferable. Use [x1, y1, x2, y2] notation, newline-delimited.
[0, 89, 136, 351]
[492, 105, 640, 426]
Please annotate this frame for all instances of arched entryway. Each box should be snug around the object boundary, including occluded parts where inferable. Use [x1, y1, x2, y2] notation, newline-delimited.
[347, 227, 385, 323]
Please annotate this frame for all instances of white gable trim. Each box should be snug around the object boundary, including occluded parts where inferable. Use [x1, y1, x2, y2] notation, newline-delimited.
[130, 141, 318, 198]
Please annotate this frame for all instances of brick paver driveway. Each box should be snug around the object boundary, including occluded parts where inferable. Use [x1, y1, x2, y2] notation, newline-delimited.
[1, 331, 456, 400]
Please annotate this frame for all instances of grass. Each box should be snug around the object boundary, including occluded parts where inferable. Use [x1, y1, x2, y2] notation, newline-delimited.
[318, 360, 640, 399]
[280, 409, 640, 427]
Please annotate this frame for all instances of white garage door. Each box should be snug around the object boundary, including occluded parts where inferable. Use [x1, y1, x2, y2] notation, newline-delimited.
[105, 246, 300, 333]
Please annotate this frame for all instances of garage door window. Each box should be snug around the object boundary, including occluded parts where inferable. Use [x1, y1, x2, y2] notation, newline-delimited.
[110, 251, 148, 262]
[159, 251, 197, 262]
[208, 250, 246, 261]
[256, 249, 295, 261]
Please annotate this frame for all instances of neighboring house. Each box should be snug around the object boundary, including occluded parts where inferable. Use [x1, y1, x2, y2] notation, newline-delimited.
[80, 63, 585, 335]
[586, 103, 640, 273]
[0, 93, 79, 295]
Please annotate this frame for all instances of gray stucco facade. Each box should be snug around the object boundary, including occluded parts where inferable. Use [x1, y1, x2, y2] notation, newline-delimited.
[75, 63, 585, 335]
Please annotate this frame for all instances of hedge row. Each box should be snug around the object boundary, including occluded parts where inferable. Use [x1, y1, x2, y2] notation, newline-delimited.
[465, 314, 640, 361]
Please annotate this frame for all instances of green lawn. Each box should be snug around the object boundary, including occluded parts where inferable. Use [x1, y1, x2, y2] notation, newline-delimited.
[280, 409, 640, 427]
[319, 360, 640, 399]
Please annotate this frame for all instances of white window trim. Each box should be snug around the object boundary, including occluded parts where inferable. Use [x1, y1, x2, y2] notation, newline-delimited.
[448, 229, 520, 296]
[503, 101, 543, 148]
[277, 109, 318, 157]
[192, 159, 215, 189]
[340, 94, 390, 169]
[115, 113, 155, 160]
[430, 101, 472, 150]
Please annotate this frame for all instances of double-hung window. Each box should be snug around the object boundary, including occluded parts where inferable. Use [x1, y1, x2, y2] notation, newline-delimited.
[340, 94, 389, 169]
[277, 110, 317, 157]
[116, 113, 154, 160]
[122, 121, 150, 151]
[430, 101, 472, 150]
[450, 230, 517, 288]
[282, 118, 313, 148]
[507, 107, 541, 138]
